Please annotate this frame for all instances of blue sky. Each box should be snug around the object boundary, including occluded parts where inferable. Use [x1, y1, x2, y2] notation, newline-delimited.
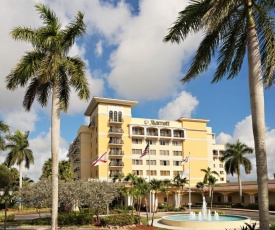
[1, 0, 275, 181]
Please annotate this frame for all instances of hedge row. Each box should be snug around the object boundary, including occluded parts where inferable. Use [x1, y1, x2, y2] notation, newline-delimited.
[31, 211, 94, 226]
[100, 214, 139, 226]
[0, 214, 14, 222]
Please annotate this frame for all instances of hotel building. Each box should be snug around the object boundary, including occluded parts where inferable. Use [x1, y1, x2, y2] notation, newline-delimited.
[68, 97, 226, 187]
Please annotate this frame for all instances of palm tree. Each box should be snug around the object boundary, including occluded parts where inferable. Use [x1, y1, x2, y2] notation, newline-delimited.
[201, 167, 219, 198]
[22, 175, 34, 187]
[58, 160, 74, 182]
[112, 172, 124, 182]
[40, 158, 52, 180]
[173, 174, 188, 205]
[40, 158, 74, 182]
[196, 181, 205, 199]
[164, 1, 275, 229]
[161, 179, 172, 204]
[5, 130, 34, 211]
[149, 178, 164, 226]
[6, 4, 90, 229]
[124, 173, 138, 211]
[208, 175, 218, 210]
[221, 140, 253, 204]
[0, 121, 9, 150]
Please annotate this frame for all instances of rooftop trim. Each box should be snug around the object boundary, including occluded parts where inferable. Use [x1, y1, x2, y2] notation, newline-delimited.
[84, 97, 138, 116]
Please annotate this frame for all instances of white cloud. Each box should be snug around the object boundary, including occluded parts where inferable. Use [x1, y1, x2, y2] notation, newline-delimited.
[95, 40, 103, 57]
[27, 130, 68, 181]
[216, 116, 275, 181]
[106, 0, 202, 101]
[158, 91, 199, 120]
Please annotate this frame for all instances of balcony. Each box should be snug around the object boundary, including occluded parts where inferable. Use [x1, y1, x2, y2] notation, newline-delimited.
[173, 131, 185, 139]
[109, 128, 124, 135]
[109, 150, 124, 156]
[109, 118, 124, 124]
[109, 139, 124, 145]
[109, 172, 124, 177]
[109, 162, 124, 167]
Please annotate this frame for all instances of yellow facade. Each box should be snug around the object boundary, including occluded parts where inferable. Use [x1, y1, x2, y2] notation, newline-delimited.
[67, 97, 226, 186]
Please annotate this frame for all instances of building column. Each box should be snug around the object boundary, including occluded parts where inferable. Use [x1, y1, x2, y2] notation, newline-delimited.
[249, 195, 255, 203]
[223, 194, 228, 203]
[174, 191, 181, 208]
[125, 195, 133, 207]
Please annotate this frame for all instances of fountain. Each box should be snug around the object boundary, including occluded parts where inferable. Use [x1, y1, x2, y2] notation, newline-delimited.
[162, 196, 251, 229]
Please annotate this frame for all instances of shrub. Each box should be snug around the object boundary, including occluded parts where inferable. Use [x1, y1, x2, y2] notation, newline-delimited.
[246, 203, 259, 210]
[0, 214, 14, 222]
[31, 217, 51, 225]
[58, 212, 94, 226]
[100, 214, 139, 226]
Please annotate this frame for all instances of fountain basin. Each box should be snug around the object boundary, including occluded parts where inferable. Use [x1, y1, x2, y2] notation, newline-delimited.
[162, 214, 251, 229]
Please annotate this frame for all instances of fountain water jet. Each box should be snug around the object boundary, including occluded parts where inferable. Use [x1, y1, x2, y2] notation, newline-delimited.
[162, 196, 251, 229]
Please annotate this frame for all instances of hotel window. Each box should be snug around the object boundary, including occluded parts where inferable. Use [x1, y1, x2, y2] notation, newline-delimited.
[173, 171, 181, 176]
[220, 177, 224, 181]
[146, 139, 156, 145]
[114, 111, 118, 121]
[172, 141, 181, 146]
[146, 170, 157, 176]
[132, 159, 143, 165]
[219, 164, 223, 168]
[132, 149, 142, 155]
[173, 161, 182, 166]
[160, 160, 170, 166]
[159, 140, 169, 145]
[228, 196, 232, 202]
[133, 170, 143, 176]
[220, 171, 224, 174]
[160, 171, 170, 176]
[146, 160, 156, 165]
[109, 111, 113, 121]
[133, 127, 143, 135]
[118, 111, 122, 122]
[132, 139, 142, 144]
[160, 150, 169, 156]
[255, 196, 258, 203]
[150, 150, 156, 155]
[213, 164, 216, 168]
[173, 151, 182, 156]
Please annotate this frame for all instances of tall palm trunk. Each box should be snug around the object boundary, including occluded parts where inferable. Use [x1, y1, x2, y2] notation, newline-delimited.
[51, 84, 60, 230]
[151, 196, 156, 226]
[19, 161, 23, 211]
[247, 11, 269, 229]
[237, 172, 242, 204]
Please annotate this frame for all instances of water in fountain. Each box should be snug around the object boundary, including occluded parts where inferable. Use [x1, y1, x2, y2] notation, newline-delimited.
[207, 209, 212, 221]
[214, 211, 219, 220]
[198, 212, 202, 220]
[202, 196, 207, 220]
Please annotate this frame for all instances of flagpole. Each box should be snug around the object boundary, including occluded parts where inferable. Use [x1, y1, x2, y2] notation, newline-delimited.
[188, 152, 191, 212]
[149, 141, 151, 215]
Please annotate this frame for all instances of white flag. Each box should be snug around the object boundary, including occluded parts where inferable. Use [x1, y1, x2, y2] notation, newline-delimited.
[180, 156, 189, 166]
[180, 169, 190, 179]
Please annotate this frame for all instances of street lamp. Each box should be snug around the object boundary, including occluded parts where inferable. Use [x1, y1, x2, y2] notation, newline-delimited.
[0, 188, 13, 230]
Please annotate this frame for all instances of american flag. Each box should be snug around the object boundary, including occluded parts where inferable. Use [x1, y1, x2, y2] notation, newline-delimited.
[140, 143, 150, 158]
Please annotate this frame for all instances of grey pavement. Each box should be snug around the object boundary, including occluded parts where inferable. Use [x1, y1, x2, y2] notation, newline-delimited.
[1, 209, 274, 230]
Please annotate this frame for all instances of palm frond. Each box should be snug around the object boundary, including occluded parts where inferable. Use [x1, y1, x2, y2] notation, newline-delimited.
[164, 0, 211, 43]
[65, 57, 90, 100]
[61, 12, 86, 54]
[6, 51, 43, 90]
[35, 4, 60, 29]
